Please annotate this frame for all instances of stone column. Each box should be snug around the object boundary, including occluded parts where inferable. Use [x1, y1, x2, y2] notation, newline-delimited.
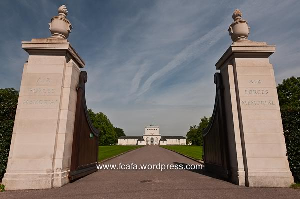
[216, 9, 293, 187]
[3, 5, 84, 190]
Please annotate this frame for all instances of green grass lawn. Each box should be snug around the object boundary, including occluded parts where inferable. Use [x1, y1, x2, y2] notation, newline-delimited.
[98, 145, 143, 162]
[161, 145, 203, 160]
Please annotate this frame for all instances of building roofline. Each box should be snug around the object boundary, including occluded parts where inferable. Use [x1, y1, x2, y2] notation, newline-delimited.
[118, 136, 142, 139]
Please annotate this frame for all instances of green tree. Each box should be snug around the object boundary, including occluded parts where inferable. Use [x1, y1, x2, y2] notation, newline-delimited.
[0, 88, 18, 179]
[197, 116, 210, 146]
[277, 76, 300, 182]
[186, 125, 198, 145]
[114, 127, 125, 138]
[278, 76, 300, 109]
[88, 109, 117, 145]
[186, 117, 210, 146]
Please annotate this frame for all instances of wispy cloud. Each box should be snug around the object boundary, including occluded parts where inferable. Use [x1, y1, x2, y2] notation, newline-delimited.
[136, 23, 228, 97]
[130, 62, 149, 95]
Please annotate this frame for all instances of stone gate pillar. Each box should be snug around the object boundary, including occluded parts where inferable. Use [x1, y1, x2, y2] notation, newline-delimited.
[3, 5, 84, 190]
[216, 9, 293, 187]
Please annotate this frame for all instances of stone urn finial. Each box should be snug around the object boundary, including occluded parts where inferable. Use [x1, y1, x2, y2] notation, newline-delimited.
[58, 5, 68, 17]
[228, 9, 250, 42]
[49, 5, 72, 39]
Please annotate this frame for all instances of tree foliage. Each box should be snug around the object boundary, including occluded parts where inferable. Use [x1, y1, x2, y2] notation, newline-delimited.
[277, 76, 300, 182]
[114, 127, 126, 138]
[186, 117, 210, 146]
[88, 109, 118, 145]
[278, 77, 300, 109]
[0, 88, 18, 179]
[186, 125, 199, 145]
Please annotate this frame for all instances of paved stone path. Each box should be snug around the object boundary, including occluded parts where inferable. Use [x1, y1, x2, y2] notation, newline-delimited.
[1, 146, 299, 199]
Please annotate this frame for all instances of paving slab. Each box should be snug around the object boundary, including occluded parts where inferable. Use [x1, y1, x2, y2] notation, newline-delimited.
[0, 146, 299, 199]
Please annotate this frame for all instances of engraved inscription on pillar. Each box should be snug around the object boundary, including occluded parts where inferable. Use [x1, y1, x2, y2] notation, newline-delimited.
[20, 74, 62, 108]
[23, 99, 59, 105]
[29, 87, 55, 95]
[37, 77, 51, 85]
[239, 78, 277, 109]
[241, 100, 275, 106]
[244, 89, 269, 96]
[249, 79, 261, 84]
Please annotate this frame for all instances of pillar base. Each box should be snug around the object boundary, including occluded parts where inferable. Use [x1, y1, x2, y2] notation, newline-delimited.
[230, 168, 246, 186]
[3, 169, 70, 190]
[3, 173, 53, 190]
[248, 171, 294, 187]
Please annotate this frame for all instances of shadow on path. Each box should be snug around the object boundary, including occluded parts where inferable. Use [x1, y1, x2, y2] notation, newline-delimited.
[173, 161, 229, 182]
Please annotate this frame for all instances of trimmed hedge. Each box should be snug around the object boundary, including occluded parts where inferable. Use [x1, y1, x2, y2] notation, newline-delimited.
[277, 76, 300, 182]
[0, 88, 18, 180]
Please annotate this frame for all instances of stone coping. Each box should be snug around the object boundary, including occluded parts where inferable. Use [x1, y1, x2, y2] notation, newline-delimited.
[22, 38, 85, 68]
[215, 40, 275, 69]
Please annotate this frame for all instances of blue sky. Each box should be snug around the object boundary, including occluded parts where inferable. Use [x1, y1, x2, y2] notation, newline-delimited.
[0, 0, 299, 136]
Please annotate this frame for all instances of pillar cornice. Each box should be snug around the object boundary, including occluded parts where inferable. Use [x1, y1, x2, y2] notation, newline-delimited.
[216, 41, 275, 70]
[22, 38, 85, 68]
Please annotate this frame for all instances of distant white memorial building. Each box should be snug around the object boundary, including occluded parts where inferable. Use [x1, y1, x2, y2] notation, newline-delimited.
[118, 125, 186, 145]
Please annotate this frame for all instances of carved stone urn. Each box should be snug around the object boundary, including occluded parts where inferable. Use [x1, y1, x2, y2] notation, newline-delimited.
[49, 5, 72, 39]
[228, 9, 250, 42]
